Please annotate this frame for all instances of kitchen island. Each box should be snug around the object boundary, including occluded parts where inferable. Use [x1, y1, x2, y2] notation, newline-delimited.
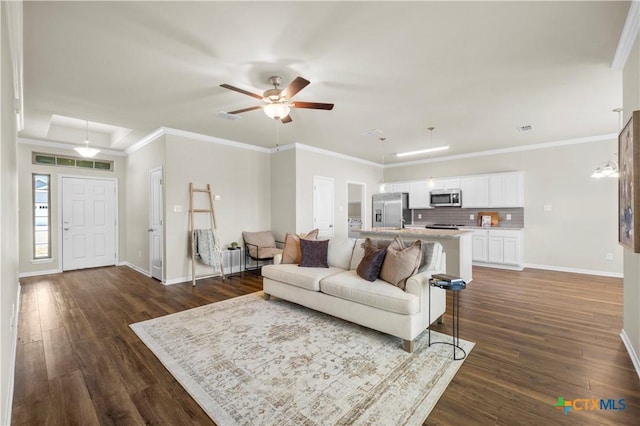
[358, 227, 473, 282]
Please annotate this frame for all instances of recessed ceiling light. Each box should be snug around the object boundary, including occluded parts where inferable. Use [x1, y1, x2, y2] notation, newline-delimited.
[517, 124, 533, 132]
[396, 145, 449, 158]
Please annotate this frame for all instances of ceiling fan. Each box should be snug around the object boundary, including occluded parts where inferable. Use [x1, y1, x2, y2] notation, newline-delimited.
[220, 76, 334, 123]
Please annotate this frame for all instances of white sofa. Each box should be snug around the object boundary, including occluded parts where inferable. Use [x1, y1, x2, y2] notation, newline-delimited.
[262, 237, 447, 352]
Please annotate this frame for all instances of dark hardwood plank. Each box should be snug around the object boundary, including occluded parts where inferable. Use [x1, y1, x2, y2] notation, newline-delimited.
[11, 265, 640, 425]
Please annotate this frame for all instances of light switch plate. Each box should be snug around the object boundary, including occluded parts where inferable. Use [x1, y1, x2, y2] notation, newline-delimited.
[173, 205, 182, 213]
[469, 214, 474, 220]
[214, 195, 221, 201]
[417, 213, 422, 219]
[506, 214, 512, 220]
[543, 204, 552, 211]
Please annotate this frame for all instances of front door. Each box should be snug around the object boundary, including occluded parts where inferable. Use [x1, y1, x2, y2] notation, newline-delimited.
[62, 177, 116, 271]
[149, 168, 163, 281]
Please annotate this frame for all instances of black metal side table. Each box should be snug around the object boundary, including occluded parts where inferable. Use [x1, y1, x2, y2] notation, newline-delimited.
[428, 273, 467, 360]
[227, 247, 243, 278]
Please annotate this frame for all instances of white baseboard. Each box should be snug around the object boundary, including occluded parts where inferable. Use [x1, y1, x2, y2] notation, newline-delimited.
[473, 262, 524, 271]
[620, 329, 640, 380]
[164, 272, 223, 286]
[18, 268, 62, 278]
[4, 284, 21, 426]
[120, 261, 151, 277]
[524, 263, 623, 278]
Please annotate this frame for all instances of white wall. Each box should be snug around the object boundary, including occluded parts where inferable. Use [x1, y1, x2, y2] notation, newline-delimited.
[270, 147, 296, 242]
[124, 135, 165, 274]
[163, 134, 271, 284]
[17, 143, 127, 276]
[294, 145, 382, 238]
[0, 3, 20, 423]
[384, 140, 621, 275]
[622, 29, 640, 373]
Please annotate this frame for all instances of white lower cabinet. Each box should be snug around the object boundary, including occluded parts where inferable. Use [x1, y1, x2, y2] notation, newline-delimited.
[471, 229, 523, 269]
[472, 232, 488, 262]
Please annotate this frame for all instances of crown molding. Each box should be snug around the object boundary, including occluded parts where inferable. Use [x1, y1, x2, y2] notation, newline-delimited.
[384, 133, 617, 168]
[163, 127, 271, 154]
[127, 127, 272, 155]
[611, 0, 640, 70]
[18, 137, 127, 157]
[291, 143, 382, 168]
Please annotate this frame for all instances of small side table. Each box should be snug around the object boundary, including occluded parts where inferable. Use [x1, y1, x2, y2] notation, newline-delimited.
[428, 274, 467, 360]
[227, 247, 243, 278]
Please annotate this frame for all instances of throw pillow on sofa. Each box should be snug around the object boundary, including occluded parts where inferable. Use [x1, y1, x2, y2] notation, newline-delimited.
[282, 229, 319, 264]
[380, 236, 422, 290]
[299, 239, 329, 268]
[356, 245, 387, 282]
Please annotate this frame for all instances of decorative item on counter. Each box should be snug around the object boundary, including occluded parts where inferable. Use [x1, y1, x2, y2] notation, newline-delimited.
[229, 241, 239, 250]
[481, 216, 492, 227]
[477, 211, 500, 227]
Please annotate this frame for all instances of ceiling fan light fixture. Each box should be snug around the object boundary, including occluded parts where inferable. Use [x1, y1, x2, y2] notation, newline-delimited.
[263, 102, 291, 120]
[396, 145, 449, 158]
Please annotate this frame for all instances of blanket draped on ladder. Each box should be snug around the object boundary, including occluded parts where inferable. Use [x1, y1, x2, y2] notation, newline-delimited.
[193, 229, 222, 271]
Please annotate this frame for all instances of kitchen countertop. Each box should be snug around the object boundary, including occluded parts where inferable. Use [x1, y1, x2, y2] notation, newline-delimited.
[407, 224, 524, 230]
[358, 227, 473, 239]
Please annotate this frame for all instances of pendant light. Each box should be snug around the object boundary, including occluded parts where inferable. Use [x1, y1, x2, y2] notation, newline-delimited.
[379, 137, 386, 192]
[427, 127, 435, 187]
[591, 109, 621, 179]
[74, 120, 100, 158]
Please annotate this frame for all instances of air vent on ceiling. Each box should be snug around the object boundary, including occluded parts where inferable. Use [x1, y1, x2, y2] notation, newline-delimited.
[217, 111, 242, 121]
[517, 124, 534, 132]
[361, 128, 383, 136]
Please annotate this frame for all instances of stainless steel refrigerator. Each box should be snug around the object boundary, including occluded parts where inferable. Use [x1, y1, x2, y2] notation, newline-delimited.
[372, 193, 411, 228]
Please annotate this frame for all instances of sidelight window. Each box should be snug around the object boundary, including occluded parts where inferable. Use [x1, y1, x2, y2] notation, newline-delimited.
[33, 174, 51, 259]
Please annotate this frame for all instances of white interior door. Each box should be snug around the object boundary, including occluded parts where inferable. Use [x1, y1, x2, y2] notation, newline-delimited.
[149, 168, 163, 281]
[62, 177, 116, 271]
[313, 176, 334, 237]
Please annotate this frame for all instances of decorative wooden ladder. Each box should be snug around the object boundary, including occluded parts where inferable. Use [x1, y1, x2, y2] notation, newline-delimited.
[189, 183, 225, 286]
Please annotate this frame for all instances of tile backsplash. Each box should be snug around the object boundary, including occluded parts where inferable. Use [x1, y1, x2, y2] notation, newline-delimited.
[412, 207, 524, 228]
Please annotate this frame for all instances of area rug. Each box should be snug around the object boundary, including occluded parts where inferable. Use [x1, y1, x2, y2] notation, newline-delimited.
[130, 292, 474, 425]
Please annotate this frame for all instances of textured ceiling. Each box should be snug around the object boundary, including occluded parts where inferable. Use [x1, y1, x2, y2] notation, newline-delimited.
[21, 1, 629, 164]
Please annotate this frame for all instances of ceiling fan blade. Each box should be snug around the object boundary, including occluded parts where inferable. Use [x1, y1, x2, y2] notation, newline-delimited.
[281, 76, 310, 99]
[227, 105, 262, 114]
[292, 101, 334, 110]
[281, 115, 293, 124]
[220, 84, 263, 100]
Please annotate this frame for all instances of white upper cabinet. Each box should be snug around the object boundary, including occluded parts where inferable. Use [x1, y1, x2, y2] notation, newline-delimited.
[390, 182, 410, 193]
[460, 175, 489, 207]
[408, 181, 430, 208]
[489, 172, 524, 207]
[431, 178, 460, 190]
[386, 171, 524, 208]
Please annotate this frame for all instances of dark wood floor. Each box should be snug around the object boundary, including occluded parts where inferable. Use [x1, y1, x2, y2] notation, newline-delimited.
[11, 266, 640, 425]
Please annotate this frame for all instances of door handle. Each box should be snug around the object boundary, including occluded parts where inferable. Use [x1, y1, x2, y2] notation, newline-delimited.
[148, 228, 154, 232]
[63, 226, 70, 231]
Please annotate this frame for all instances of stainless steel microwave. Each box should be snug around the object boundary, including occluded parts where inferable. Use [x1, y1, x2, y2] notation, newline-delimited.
[430, 189, 462, 207]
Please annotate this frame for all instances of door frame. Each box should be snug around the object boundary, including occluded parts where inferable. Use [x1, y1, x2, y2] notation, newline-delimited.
[58, 174, 119, 272]
[149, 166, 164, 282]
[346, 180, 367, 229]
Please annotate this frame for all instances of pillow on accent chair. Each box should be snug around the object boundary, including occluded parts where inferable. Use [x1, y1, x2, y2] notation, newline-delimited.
[356, 245, 387, 282]
[299, 239, 329, 268]
[380, 236, 422, 290]
[281, 229, 319, 264]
